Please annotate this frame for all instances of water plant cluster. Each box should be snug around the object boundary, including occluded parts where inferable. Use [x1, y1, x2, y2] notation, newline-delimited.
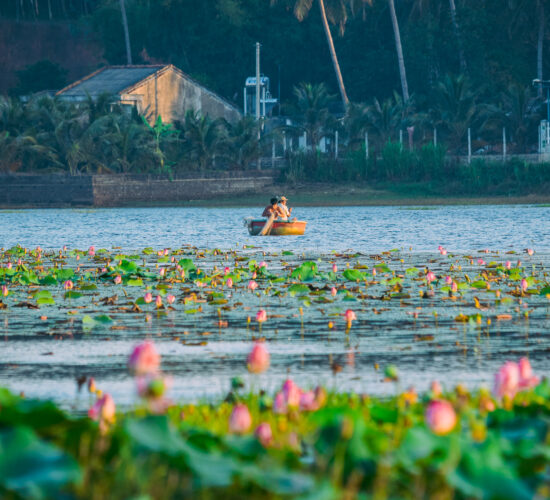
[0, 244, 549, 497]
[1, 343, 549, 499]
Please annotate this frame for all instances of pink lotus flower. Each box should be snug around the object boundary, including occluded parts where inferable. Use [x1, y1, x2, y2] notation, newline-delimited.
[128, 341, 160, 375]
[477, 259, 485, 265]
[114, 275, 122, 285]
[16, 258, 22, 266]
[144, 292, 153, 304]
[494, 361, 520, 399]
[517, 260, 522, 267]
[518, 357, 539, 389]
[163, 249, 169, 256]
[63, 280, 74, 290]
[87, 377, 96, 393]
[344, 309, 357, 325]
[273, 392, 287, 414]
[224, 267, 230, 275]
[426, 271, 436, 283]
[226, 278, 233, 288]
[299, 391, 318, 411]
[527, 248, 534, 256]
[63, 245, 67, 252]
[330, 287, 337, 297]
[505, 260, 512, 270]
[282, 379, 301, 407]
[332, 263, 338, 273]
[229, 404, 252, 434]
[372, 268, 377, 276]
[6, 262, 12, 269]
[256, 309, 267, 323]
[425, 400, 457, 435]
[444, 276, 452, 285]
[255, 422, 273, 446]
[180, 270, 185, 279]
[258, 261, 267, 269]
[451, 281, 458, 293]
[166, 294, 175, 305]
[88, 246, 95, 257]
[440, 248, 447, 256]
[483, 249, 489, 254]
[157, 250, 164, 257]
[247, 342, 270, 374]
[252, 271, 257, 279]
[159, 268, 166, 277]
[248, 280, 258, 291]
[520, 278, 528, 292]
[1, 285, 8, 297]
[88, 393, 116, 424]
[155, 295, 163, 308]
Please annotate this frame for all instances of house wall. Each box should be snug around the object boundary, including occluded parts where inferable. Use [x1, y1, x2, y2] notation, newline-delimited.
[128, 68, 241, 125]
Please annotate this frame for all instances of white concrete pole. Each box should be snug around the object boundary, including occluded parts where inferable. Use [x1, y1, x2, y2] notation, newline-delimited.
[255, 42, 260, 122]
[399, 129, 403, 149]
[243, 87, 247, 115]
[365, 132, 369, 159]
[272, 139, 275, 168]
[335, 131, 339, 158]
[433, 128, 437, 147]
[467, 127, 472, 164]
[283, 131, 287, 154]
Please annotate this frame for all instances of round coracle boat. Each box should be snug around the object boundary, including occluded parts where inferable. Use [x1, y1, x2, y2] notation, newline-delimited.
[246, 219, 307, 236]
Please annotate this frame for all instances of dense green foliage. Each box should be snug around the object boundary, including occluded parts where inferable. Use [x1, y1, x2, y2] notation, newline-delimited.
[2, 1, 548, 107]
[1, 382, 550, 499]
[1, 1, 548, 188]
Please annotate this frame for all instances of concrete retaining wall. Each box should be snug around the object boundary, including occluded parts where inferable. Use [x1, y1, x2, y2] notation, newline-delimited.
[0, 171, 276, 207]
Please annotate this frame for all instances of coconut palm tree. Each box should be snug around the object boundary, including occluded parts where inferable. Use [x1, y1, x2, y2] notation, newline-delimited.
[182, 110, 227, 170]
[271, 0, 352, 108]
[387, 0, 409, 102]
[291, 82, 336, 148]
[226, 116, 262, 169]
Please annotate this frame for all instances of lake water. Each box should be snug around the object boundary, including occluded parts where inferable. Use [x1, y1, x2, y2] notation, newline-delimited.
[1, 204, 549, 253]
[0, 205, 549, 410]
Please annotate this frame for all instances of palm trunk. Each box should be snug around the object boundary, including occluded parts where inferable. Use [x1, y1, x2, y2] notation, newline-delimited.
[318, 0, 349, 108]
[449, 0, 467, 72]
[119, 0, 133, 65]
[388, 0, 409, 102]
[538, 0, 544, 97]
[47, 0, 52, 19]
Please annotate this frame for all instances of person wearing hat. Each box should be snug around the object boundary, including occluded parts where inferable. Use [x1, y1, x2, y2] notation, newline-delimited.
[278, 196, 292, 221]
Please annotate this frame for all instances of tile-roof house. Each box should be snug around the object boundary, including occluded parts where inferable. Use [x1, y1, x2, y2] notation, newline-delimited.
[56, 64, 241, 124]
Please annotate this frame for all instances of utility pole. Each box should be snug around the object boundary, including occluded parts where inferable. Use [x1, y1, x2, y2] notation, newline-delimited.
[255, 42, 261, 169]
[255, 42, 261, 122]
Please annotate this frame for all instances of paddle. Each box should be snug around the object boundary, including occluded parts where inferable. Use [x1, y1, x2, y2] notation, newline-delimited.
[259, 213, 276, 236]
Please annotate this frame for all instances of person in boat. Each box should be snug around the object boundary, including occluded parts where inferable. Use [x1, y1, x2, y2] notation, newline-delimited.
[262, 197, 284, 219]
[278, 196, 292, 221]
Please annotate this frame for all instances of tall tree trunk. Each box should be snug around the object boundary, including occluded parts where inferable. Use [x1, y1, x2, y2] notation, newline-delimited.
[119, 0, 133, 65]
[318, 0, 349, 108]
[449, 0, 467, 72]
[388, 0, 409, 102]
[47, 0, 52, 19]
[538, 0, 544, 97]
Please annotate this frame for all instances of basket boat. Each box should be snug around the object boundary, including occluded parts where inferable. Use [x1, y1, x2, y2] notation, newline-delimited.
[246, 219, 307, 236]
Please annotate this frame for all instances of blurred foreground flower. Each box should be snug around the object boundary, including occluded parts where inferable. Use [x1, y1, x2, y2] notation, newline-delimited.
[255, 422, 273, 446]
[247, 342, 270, 374]
[128, 341, 160, 375]
[229, 404, 252, 434]
[88, 393, 116, 432]
[425, 400, 457, 435]
[256, 310, 267, 323]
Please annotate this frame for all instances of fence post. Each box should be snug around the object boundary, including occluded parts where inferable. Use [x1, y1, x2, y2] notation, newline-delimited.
[283, 131, 287, 154]
[335, 131, 339, 159]
[399, 129, 403, 150]
[433, 128, 437, 147]
[467, 128, 472, 164]
[502, 127, 506, 162]
[365, 132, 369, 160]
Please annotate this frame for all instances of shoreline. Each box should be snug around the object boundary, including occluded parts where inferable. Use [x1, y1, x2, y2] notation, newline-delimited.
[2, 183, 550, 209]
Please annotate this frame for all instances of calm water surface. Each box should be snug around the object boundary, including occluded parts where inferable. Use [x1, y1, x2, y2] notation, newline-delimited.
[0, 205, 549, 410]
[1, 204, 549, 252]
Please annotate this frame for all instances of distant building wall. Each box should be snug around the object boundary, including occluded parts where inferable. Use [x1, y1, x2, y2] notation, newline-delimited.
[0, 171, 275, 208]
[127, 67, 241, 125]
